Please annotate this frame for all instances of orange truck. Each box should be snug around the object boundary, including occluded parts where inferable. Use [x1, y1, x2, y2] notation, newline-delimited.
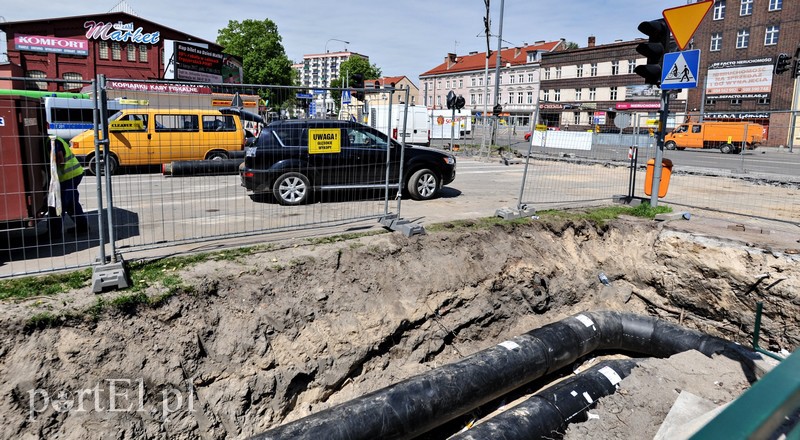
[664, 121, 764, 154]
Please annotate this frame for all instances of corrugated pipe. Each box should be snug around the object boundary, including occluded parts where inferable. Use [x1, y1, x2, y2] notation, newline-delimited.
[249, 311, 755, 440]
[162, 159, 243, 176]
[451, 359, 638, 440]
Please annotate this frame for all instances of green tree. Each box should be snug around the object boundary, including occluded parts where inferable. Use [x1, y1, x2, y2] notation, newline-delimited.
[216, 19, 293, 86]
[565, 41, 580, 50]
[329, 57, 382, 108]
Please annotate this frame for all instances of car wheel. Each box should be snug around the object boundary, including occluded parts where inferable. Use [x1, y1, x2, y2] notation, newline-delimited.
[720, 143, 734, 154]
[206, 150, 229, 160]
[665, 141, 677, 150]
[407, 168, 440, 200]
[87, 153, 118, 176]
[272, 172, 310, 205]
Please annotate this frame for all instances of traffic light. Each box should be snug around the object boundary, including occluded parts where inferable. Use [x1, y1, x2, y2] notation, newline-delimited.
[634, 19, 672, 85]
[350, 73, 365, 101]
[454, 95, 465, 110]
[793, 58, 800, 79]
[446, 91, 456, 109]
[774, 53, 791, 75]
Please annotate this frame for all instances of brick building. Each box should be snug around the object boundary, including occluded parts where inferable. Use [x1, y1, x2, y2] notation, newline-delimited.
[688, 0, 800, 146]
[0, 11, 220, 91]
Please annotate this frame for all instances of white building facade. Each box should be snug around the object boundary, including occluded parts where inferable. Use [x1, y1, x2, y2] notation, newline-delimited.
[418, 40, 565, 127]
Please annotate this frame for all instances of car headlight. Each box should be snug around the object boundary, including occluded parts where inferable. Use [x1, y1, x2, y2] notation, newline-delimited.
[443, 156, 455, 165]
[245, 146, 257, 157]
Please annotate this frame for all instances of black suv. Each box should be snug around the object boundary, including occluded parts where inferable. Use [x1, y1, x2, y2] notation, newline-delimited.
[240, 119, 456, 205]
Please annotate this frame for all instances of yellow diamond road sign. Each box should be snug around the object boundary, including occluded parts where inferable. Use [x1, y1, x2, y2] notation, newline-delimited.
[663, 0, 713, 51]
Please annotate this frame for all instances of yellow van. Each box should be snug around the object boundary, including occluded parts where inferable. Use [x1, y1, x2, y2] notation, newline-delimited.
[70, 108, 244, 174]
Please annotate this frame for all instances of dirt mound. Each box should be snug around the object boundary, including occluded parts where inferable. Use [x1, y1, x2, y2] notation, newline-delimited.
[0, 217, 797, 439]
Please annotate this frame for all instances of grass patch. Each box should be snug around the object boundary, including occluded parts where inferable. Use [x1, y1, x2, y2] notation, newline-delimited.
[538, 204, 672, 226]
[0, 269, 91, 301]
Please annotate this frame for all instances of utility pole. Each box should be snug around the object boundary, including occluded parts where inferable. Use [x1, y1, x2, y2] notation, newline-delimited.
[480, 0, 491, 158]
[491, 0, 505, 148]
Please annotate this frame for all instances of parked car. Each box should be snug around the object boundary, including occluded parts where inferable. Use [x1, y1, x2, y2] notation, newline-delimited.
[239, 119, 456, 205]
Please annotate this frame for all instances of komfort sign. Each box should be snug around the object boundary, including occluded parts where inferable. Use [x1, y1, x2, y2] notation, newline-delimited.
[83, 20, 160, 44]
[14, 35, 88, 56]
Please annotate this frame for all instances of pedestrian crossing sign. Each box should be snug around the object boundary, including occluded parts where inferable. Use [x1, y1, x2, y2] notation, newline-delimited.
[661, 49, 700, 89]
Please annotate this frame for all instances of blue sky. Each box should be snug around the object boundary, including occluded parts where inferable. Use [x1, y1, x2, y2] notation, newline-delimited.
[3, 0, 675, 81]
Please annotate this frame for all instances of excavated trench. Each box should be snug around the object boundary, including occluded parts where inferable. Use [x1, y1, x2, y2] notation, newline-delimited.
[0, 216, 797, 439]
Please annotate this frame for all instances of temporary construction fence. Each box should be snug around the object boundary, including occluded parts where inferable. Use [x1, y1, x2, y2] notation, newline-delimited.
[2, 74, 798, 284]
[508, 110, 800, 226]
[0, 76, 422, 286]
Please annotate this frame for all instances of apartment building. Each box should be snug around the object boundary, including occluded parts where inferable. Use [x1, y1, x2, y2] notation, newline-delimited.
[296, 50, 369, 114]
[419, 40, 565, 126]
[538, 37, 688, 132]
[688, 0, 799, 146]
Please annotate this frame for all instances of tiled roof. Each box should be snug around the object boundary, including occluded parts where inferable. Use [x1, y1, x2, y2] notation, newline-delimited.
[367, 76, 408, 87]
[420, 40, 564, 77]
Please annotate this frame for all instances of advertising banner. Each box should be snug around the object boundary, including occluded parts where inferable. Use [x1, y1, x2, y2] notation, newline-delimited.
[706, 57, 774, 99]
[175, 42, 224, 83]
[14, 35, 88, 56]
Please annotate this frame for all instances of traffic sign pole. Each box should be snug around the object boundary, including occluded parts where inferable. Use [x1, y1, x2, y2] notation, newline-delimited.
[650, 90, 670, 207]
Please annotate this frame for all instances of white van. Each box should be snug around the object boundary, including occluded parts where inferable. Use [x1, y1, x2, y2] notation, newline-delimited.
[367, 104, 430, 147]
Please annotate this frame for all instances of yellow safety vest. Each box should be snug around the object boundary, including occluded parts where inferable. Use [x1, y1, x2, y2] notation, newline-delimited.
[56, 137, 84, 182]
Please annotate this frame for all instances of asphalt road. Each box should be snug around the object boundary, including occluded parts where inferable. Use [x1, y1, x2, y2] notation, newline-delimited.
[431, 128, 800, 179]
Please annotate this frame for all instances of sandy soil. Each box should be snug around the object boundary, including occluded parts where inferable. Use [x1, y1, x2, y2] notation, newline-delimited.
[0, 215, 797, 439]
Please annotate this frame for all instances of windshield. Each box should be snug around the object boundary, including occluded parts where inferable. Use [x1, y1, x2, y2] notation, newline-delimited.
[108, 111, 124, 121]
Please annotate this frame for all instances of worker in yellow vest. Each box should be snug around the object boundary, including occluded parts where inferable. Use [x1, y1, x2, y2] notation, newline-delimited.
[49, 136, 89, 237]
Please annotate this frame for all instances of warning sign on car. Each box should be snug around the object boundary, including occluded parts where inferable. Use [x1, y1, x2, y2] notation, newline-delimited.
[309, 128, 341, 154]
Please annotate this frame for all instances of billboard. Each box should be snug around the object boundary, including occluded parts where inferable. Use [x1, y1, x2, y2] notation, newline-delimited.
[625, 84, 661, 100]
[174, 42, 223, 83]
[706, 57, 774, 99]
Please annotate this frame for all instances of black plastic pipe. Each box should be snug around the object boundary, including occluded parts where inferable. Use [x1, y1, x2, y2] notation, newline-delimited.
[162, 159, 243, 176]
[451, 359, 638, 440]
[249, 311, 753, 440]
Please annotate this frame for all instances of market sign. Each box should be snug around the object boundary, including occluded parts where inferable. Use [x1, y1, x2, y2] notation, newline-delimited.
[14, 35, 88, 56]
[84, 20, 160, 44]
[706, 57, 774, 99]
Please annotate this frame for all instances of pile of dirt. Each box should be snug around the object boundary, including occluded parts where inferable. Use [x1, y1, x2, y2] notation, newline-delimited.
[0, 216, 797, 439]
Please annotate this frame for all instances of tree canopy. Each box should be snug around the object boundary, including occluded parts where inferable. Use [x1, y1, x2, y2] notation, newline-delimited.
[329, 57, 382, 107]
[216, 18, 293, 86]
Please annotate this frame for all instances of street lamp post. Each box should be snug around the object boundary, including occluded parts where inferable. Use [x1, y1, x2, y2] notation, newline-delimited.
[325, 38, 350, 53]
[324, 39, 350, 116]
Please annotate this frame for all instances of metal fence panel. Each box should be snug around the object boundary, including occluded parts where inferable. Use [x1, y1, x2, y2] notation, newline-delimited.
[98, 79, 405, 253]
[0, 77, 99, 278]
